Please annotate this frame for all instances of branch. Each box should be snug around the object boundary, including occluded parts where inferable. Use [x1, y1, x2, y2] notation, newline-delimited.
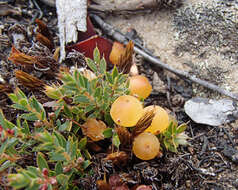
[90, 14, 238, 101]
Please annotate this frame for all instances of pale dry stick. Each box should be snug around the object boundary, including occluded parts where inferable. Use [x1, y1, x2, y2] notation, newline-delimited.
[90, 14, 238, 101]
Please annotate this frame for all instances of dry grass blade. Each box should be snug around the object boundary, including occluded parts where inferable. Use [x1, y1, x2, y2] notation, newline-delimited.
[15, 70, 45, 90]
[118, 41, 134, 74]
[132, 107, 156, 138]
[115, 125, 132, 146]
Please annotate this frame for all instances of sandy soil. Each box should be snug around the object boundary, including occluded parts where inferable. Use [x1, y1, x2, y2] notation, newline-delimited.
[105, 0, 238, 96]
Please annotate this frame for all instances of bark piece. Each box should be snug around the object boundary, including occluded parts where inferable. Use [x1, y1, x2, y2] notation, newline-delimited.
[56, 0, 87, 61]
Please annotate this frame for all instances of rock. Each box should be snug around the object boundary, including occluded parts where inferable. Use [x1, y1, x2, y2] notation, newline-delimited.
[184, 97, 238, 126]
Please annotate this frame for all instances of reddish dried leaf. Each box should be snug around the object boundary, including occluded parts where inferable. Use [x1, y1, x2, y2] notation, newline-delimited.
[77, 16, 96, 42]
[67, 35, 113, 64]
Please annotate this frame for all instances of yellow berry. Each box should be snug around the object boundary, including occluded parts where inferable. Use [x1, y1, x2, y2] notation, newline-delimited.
[129, 75, 152, 99]
[132, 132, 160, 160]
[144, 105, 169, 135]
[110, 95, 143, 127]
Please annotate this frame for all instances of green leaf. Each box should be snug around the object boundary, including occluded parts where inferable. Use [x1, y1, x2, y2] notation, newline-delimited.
[93, 46, 100, 64]
[103, 128, 113, 138]
[21, 113, 38, 121]
[49, 152, 66, 161]
[55, 107, 62, 118]
[30, 97, 43, 113]
[74, 95, 90, 104]
[54, 131, 67, 148]
[79, 137, 87, 149]
[82, 160, 91, 170]
[86, 58, 97, 73]
[59, 120, 72, 132]
[112, 66, 119, 80]
[37, 153, 49, 171]
[11, 103, 28, 111]
[8, 174, 30, 189]
[56, 174, 69, 186]
[22, 120, 30, 135]
[112, 133, 120, 149]
[84, 105, 95, 113]
[16, 88, 27, 99]
[8, 93, 18, 103]
[176, 122, 188, 134]
[55, 162, 63, 175]
[105, 72, 113, 84]
[0, 160, 14, 172]
[94, 87, 102, 98]
[63, 105, 73, 118]
[99, 57, 107, 74]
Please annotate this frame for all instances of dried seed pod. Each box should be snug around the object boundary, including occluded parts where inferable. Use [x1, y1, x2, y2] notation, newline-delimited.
[109, 41, 125, 65]
[15, 70, 45, 90]
[36, 32, 54, 50]
[35, 19, 53, 42]
[81, 118, 107, 141]
[115, 125, 132, 146]
[110, 95, 143, 127]
[132, 107, 156, 138]
[8, 46, 39, 67]
[105, 151, 128, 166]
[117, 41, 134, 74]
[132, 132, 160, 160]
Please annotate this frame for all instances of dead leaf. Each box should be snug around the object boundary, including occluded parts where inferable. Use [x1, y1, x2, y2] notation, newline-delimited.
[67, 35, 113, 64]
[81, 118, 107, 141]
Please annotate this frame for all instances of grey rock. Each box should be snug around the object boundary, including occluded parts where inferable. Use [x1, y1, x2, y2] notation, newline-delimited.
[184, 97, 238, 126]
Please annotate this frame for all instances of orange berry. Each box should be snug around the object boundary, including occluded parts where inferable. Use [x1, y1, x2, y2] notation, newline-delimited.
[144, 105, 169, 135]
[132, 132, 160, 160]
[129, 75, 152, 99]
[110, 95, 143, 127]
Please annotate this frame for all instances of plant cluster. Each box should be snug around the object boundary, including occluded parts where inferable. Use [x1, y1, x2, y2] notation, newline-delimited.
[0, 47, 189, 189]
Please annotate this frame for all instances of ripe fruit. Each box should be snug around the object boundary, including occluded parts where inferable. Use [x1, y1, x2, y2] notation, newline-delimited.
[110, 95, 143, 127]
[132, 132, 160, 160]
[144, 105, 169, 135]
[129, 75, 152, 99]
